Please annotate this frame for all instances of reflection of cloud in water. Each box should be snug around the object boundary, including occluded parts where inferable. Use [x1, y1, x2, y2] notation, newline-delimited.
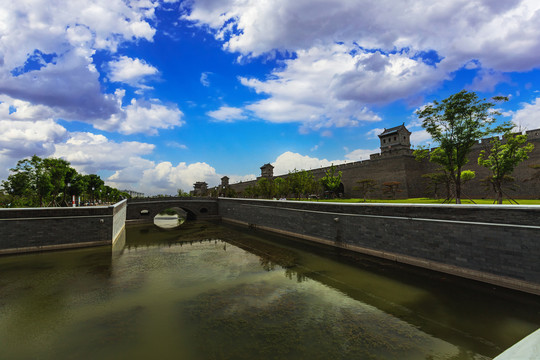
[182, 276, 462, 360]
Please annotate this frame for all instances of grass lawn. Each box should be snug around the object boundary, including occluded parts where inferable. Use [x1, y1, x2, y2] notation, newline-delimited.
[308, 198, 540, 205]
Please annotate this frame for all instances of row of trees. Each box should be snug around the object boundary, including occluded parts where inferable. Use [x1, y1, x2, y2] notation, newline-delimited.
[1, 155, 128, 208]
[227, 166, 343, 200]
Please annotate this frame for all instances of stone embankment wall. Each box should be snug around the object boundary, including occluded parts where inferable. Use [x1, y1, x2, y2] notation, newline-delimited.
[0, 200, 127, 255]
[219, 198, 540, 295]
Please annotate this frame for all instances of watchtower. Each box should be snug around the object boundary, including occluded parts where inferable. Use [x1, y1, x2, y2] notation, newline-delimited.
[378, 123, 412, 156]
[260, 163, 274, 178]
[221, 176, 229, 187]
[192, 181, 208, 196]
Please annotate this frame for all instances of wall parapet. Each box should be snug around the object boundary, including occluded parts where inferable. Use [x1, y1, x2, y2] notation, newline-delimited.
[0, 200, 127, 255]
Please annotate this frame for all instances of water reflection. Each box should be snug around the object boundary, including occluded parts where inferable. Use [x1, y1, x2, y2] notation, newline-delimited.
[0, 221, 539, 360]
[153, 207, 187, 229]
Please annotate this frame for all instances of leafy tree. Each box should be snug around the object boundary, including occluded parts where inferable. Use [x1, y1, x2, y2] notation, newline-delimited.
[382, 181, 402, 199]
[257, 177, 275, 198]
[421, 171, 451, 199]
[416, 90, 510, 203]
[287, 169, 316, 199]
[3, 156, 53, 206]
[243, 185, 258, 199]
[42, 157, 72, 206]
[478, 132, 534, 204]
[177, 189, 191, 197]
[320, 164, 342, 198]
[273, 177, 289, 198]
[222, 187, 237, 198]
[353, 179, 376, 202]
[84, 174, 105, 203]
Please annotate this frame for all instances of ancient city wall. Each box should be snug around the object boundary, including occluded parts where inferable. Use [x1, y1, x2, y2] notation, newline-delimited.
[0, 200, 127, 255]
[224, 132, 540, 200]
[219, 198, 540, 295]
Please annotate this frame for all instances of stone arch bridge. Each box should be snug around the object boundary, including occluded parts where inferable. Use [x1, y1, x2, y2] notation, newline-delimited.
[126, 197, 219, 222]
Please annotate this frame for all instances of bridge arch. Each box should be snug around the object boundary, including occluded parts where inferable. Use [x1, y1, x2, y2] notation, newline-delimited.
[126, 198, 219, 223]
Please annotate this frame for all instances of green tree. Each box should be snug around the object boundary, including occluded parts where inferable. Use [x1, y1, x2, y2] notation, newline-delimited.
[382, 181, 402, 199]
[416, 90, 510, 203]
[257, 177, 275, 199]
[83, 174, 105, 204]
[177, 189, 191, 197]
[287, 169, 316, 199]
[478, 132, 534, 204]
[353, 179, 376, 202]
[3, 156, 53, 206]
[320, 164, 342, 198]
[421, 171, 451, 199]
[273, 177, 289, 198]
[42, 157, 72, 206]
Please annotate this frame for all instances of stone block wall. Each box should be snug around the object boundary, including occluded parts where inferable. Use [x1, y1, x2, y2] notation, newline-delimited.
[0, 200, 127, 255]
[218, 198, 540, 295]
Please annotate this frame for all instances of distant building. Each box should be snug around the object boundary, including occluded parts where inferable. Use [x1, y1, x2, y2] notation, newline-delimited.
[191, 181, 208, 196]
[122, 189, 145, 198]
[259, 163, 274, 179]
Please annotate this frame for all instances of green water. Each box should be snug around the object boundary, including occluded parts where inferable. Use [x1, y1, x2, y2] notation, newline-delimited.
[1, 221, 539, 360]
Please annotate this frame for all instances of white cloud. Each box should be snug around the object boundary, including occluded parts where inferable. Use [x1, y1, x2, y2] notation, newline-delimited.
[200, 72, 212, 87]
[108, 56, 158, 88]
[467, 69, 509, 92]
[344, 148, 379, 161]
[207, 106, 247, 122]
[0, 119, 67, 165]
[184, 0, 540, 130]
[511, 98, 540, 131]
[185, 0, 540, 72]
[109, 161, 223, 195]
[0, 0, 158, 121]
[240, 44, 388, 130]
[53, 132, 155, 174]
[410, 130, 432, 146]
[95, 91, 184, 135]
[166, 141, 188, 150]
[271, 151, 346, 176]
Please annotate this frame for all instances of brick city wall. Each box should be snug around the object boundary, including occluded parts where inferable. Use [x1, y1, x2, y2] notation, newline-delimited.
[0, 200, 127, 255]
[218, 198, 540, 295]
[225, 132, 540, 200]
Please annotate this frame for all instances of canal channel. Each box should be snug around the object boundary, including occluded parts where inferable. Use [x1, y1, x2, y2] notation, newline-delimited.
[1, 220, 539, 359]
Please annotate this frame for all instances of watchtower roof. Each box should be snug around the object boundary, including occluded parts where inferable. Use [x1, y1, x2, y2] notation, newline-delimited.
[378, 123, 410, 137]
[260, 163, 274, 169]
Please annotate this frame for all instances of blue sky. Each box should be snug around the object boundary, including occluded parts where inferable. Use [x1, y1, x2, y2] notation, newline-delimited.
[2, 0, 540, 195]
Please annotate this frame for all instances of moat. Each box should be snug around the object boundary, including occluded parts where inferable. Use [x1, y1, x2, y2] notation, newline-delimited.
[1, 221, 539, 359]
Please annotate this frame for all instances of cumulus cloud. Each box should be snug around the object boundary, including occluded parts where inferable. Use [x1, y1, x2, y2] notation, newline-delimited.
[511, 98, 540, 131]
[95, 91, 184, 135]
[184, 0, 540, 130]
[344, 148, 379, 161]
[0, 96, 68, 179]
[108, 56, 158, 89]
[108, 160, 224, 195]
[0, 0, 158, 121]
[207, 106, 247, 122]
[53, 132, 155, 174]
[185, 0, 540, 72]
[271, 151, 346, 176]
[0, 119, 67, 160]
[240, 44, 384, 129]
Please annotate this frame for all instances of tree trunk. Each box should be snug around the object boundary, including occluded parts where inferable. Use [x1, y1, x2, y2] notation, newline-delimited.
[496, 182, 503, 204]
[455, 169, 462, 204]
